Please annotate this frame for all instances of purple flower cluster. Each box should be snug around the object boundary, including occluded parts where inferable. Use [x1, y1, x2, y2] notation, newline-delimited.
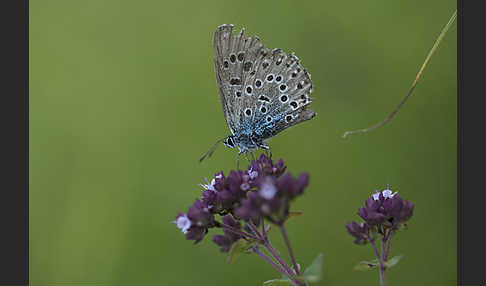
[235, 173, 309, 225]
[212, 215, 242, 252]
[346, 188, 414, 245]
[345, 221, 370, 245]
[175, 199, 216, 243]
[174, 154, 309, 249]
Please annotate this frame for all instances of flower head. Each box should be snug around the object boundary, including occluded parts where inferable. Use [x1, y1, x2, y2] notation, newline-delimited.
[175, 154, 307, 246]
[359, 188, 414, 228]
[259, 176, 277, 199]
[212, 215, 243, 252]
[235, 172, 309, 225]
[345, 221, 369, 245]
[175, 199, 216, 243]
[247, 154, 287, 182]
[347, 186, 415, 244]
[382, 194, 414, 225]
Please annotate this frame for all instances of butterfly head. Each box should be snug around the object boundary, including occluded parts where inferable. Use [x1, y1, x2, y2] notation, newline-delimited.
[223, 135, 236, 149]
[224, 132, 264, 152]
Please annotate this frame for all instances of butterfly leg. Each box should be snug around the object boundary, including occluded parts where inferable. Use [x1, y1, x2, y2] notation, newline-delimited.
[244, 151, 251, 163]
[249, 151, 256, 161]
[236, 151, 243, 169]
[260, 144, 272, 158]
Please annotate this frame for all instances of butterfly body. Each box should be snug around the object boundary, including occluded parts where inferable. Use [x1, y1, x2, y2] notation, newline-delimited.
[224, 126, 269, 153]
[200, 24, 316, 162]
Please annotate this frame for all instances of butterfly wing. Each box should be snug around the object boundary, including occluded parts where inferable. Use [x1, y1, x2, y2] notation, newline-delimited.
[213, 25, 269, 134]
[241, 46, 315, 140]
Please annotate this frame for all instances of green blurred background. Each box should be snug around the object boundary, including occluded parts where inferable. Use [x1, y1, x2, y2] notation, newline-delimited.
[30, 0, 456, 285]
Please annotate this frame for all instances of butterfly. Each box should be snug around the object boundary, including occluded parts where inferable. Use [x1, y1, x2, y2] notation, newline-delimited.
[200, 24, 316, 164]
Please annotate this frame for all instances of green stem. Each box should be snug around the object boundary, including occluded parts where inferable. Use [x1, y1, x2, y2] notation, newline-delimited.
[343, 9, 457, 138]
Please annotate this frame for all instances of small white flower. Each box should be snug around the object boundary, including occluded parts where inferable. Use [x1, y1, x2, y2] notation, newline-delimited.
[240, 182, 250, 191]
[248, 168, 259, 180]
[175, 214, 191, 234]
[372, 189, 398, 201]
[199, 177, 216, 192]
[372, 190, 381, 201]
[259, 177, 277, 200]
[382, 188, 397, 199]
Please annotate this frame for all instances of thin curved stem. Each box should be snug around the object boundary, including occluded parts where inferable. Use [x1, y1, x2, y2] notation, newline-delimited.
[253, 248, 306, 286]
[261, 218, 268, 240]
[279, 225, 300, 275]
[219, 222, 261, 241]
[342, 9, 457, 138]
[253, 247, 289, 277]
[247, 221, 297, 277]
[380, 236, 387, 286]
[370, 239, 384, 286]
[264, 240, 297, 277]
[247, 221, 263, 239]
[384, 230, 394, 261]
[370, 239, 381, 263]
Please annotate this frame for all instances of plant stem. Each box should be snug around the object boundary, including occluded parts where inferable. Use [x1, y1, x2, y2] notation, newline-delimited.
[247, 221, 263, 239]
[248, 221, 296, 277]
[342, 9, 457, 138]
[264, 239, 297, 277]
[261, 218, 267, 240]
[253, 247, 304, 286]
[370, 239, 385, 286]
[279, 225, 300, 275]
[384, 230, 394, 260]
[370, 238, 381, 260]
[252, 247, 288, 277]
[380, 236, 387, 286]
[219, 222, 261, 241]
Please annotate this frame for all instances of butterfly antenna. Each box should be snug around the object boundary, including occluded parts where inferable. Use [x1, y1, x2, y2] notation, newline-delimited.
[199, 138, 225, 162]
